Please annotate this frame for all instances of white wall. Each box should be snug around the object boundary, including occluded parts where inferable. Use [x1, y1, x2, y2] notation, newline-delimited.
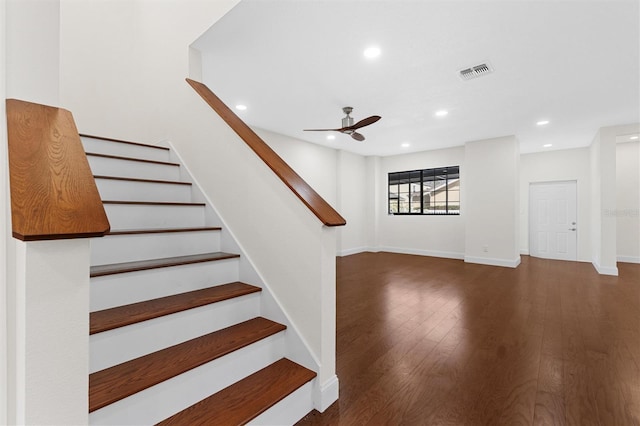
[59, 0, 240, 143]
[377, 146, 466, 259]
[364, 156, 382, 250]
[465, 136, 520, 267]
[15, 240, 90, 425]
[593, 127, 618, 274]
[254, 129, 371, 257]
[1, 1, 8, 423]
[5, 0, 60, 105]
[520, 148, 591, 261]
[336, 151, 368, 256]
[590, 123, 639, 275]
[255, 129, 337, 206]
[616, 141, 640, 263]
[590, 131, 603, 270]
[234, 126, 640, 274]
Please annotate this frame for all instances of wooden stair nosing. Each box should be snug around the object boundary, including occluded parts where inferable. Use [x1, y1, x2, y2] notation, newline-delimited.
[157, 358, 316, 426]
[90, 282, 261, 335]
[106, 227, 221, 236]
[102, 200, 206, 206]
[93, 175, 192, 186]
[80, 134, 171, 151]
[90, 252, 240, 277]
[89, 317, 287, 413]
[86, 152, 180, 167]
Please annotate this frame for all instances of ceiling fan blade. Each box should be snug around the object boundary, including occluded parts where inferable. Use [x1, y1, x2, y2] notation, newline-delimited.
[351, 132, 365, 141]
[347, 115, 381, 130]
[303, 128, 340, 132]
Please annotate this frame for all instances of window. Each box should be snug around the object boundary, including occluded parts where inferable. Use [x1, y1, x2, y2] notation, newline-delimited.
[388, 166, 460, 215]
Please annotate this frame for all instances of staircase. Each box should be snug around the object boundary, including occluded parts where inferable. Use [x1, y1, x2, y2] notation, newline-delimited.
[83, 135, 316, 425]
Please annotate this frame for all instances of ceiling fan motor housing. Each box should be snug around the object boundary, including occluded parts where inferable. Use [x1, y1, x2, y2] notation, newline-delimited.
[342, 106, 354, 128]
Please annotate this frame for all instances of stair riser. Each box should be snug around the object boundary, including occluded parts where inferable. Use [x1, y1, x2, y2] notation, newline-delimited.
[103, 204, 205, 230]
[90, 259, 239, 311]
[87, 156, 181, 181]
[82, 137, 170, 162]
[91, 231, 221, 265]
[95, 179, 192, 203]
[90, 293, 261, 373]
[89, 333, 285, 425]
[249, 380, 315, 426]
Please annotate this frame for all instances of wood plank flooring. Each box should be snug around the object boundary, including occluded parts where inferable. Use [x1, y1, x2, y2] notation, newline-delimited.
[297, 253, 640, 426]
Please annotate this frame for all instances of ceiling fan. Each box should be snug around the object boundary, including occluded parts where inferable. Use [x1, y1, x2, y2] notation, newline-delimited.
[304, 107, 381, 141]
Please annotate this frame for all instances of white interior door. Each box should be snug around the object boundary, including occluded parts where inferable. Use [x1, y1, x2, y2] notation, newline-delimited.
[529, 181, 577, 261]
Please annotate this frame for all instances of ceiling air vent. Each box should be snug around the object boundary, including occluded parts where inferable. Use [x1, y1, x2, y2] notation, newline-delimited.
[458, 62, 493, 81]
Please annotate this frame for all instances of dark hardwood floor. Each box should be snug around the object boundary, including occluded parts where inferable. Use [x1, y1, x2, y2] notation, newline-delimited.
[297, 252, 640, 426]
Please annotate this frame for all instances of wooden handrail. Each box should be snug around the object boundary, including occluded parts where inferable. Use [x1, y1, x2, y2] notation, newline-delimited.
[6, 99, 110, 241]
[186, 79, 346, 227]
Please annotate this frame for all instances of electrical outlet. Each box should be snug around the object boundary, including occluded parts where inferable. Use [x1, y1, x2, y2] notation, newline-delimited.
[482, 245, 488, 253]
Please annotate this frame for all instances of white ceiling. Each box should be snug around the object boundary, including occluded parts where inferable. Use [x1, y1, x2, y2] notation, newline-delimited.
[193, 0, 639, 157]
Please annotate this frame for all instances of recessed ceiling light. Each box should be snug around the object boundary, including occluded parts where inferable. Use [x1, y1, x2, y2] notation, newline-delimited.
[543, 143, 553, 148]
[435, 110, 448, 117]
[235, 104, 247, 111]
[363, 46, 381, 59]
[536, 120, 550, 126]
[401, 142, 410, 148]
[631, 135, 639, 140]
[327, 134, 336, 140]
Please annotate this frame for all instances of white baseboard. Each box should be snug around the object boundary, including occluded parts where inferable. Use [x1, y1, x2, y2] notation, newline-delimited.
[337, 247, 372, 257]
[464, 255, 521, 268]
[377, 246, 465, 260]
[592, 261, 619, 276]
[520, 249, 530, 255]
[617, 255, 640, 264]
[313, 375, 338, 412]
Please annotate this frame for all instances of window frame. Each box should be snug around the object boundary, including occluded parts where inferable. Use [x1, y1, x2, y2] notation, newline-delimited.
[388, 166, 460, 216]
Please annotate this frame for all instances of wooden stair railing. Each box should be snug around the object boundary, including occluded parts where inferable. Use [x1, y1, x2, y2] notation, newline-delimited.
[186, 78, 346, 227]
[6, 99, 110, 240]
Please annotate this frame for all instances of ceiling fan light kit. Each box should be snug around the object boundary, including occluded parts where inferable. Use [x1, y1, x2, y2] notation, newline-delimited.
[304, 107, 381, 141]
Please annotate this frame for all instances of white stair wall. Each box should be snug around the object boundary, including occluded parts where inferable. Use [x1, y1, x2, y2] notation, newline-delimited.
[168, 139, 325, 402]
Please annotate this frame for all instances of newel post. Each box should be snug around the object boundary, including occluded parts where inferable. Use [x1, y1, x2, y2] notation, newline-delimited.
[6, 100, 108, 424]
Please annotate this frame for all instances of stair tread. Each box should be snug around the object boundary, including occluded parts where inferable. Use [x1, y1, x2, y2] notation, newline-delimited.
[89, 317, 286, 412]
[157, 358, 316, 426]
[86, 152, 180, 166]
[94, 175, 192, 186]
[81, 134, 171, 151]
[90, 252, 239, 277]
[106, 227, 221, 235]
[90, 282, 261, 334]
